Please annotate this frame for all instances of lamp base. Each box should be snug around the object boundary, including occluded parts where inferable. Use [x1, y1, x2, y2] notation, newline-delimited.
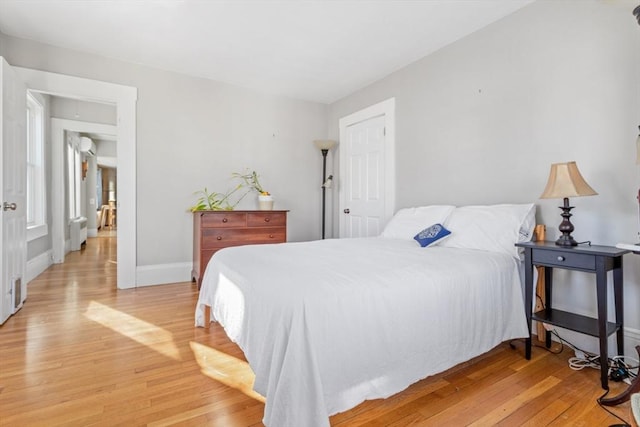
[555, 235, 578, 247]
[555, 197, 578, 247]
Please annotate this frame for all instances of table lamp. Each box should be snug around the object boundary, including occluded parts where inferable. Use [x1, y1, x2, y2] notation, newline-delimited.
[540, 161, 597, 246]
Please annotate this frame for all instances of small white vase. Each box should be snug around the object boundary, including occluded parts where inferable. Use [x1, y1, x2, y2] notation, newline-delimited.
[258, 194, 274, 210]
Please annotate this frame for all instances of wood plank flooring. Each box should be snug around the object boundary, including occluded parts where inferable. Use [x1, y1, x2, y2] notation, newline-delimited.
[0, 235, 634, 426]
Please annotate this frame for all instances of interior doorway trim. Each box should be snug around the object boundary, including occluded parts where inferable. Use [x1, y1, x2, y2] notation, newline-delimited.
[16, 67, 138, 289]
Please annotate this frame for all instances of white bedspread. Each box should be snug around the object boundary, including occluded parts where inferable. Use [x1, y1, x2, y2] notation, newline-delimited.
[195, 237, 529, 427]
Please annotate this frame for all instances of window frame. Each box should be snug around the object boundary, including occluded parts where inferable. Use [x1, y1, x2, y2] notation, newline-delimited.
[26, 92, 48, 242]
[67, 135, 82, 221]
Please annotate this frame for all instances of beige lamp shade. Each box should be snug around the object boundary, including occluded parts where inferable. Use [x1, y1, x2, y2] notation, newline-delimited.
[313, 139, 337, 151]
[539, 161, 597, 199]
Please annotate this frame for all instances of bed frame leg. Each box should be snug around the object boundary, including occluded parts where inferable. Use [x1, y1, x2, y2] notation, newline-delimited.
[204, 305, 211, 331]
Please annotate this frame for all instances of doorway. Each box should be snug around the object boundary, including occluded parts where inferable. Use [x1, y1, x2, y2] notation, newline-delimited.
[51, 117, 117, 260]
[16, 66, 137, 289]
[338, 98, 396, 238]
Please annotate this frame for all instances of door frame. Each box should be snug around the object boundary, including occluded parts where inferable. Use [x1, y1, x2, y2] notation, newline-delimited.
[15, 67, 138, 289]
[338, 98, 396, 238]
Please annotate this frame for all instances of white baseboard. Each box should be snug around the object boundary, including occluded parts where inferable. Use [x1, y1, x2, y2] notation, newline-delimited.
[88, 227, 98, 238]
[136, 262, 192, 287]
[26, 250, 52, 283]
[625, 327, 640, 355]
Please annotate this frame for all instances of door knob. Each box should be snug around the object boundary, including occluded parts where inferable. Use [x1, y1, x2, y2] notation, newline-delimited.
[3, 202, 17, 211]
[344, 209, 350, 214]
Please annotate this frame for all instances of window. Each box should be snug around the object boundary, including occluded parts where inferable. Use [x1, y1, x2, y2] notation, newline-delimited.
[26, 92, 47, 241]
[67, 135, 82, 220]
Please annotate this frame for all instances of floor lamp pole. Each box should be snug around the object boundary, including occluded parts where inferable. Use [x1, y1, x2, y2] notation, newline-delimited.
[321, 148, 328, 239]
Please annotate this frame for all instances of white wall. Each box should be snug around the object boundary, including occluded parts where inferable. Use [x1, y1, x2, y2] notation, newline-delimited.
[328, 0, 640, 353]
[96, 139, 116, 157]
[50, 97, 116, 125]
[1, 34, 328, 278]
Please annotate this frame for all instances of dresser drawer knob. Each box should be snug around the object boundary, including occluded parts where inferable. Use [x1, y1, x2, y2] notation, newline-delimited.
[269, 234, 274, 238]
[217, 236, 222, 241]
[264, 217, 270, 223]
[557, 256, 565, 262]
[222, 218, 228, 223]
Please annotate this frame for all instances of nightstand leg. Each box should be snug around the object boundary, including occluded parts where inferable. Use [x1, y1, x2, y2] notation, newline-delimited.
[524, 248, 533, 360]
[613, 260, 624, 357]
[596, 257, 609, 390]
[544, 267, 553, 349]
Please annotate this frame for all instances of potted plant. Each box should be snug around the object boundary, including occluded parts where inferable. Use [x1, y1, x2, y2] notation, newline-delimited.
[232, 170, 274, 210]
[189, 185, 246, 212]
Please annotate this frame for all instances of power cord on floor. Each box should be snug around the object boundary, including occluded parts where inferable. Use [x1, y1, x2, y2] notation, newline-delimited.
[597, 389, 631, 427]
[546, 327, 637, 427]
[532, 295, 638, 381]
[518, 294, 637, 425]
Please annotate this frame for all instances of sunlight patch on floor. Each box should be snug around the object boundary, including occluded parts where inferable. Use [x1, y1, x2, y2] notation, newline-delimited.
[84, 301, 181, 360]
[190, 341, 265, 402]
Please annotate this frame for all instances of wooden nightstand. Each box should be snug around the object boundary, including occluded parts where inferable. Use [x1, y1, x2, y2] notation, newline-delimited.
[516, 241, 629, 390]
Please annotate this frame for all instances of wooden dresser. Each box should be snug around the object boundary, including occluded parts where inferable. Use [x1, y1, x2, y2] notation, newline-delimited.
[192, 210, 288, 288]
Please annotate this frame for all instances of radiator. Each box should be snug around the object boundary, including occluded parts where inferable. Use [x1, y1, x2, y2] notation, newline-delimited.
[70, 216, 88, 251]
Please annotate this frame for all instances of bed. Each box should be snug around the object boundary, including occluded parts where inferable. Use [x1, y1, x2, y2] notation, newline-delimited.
[195, 203, 536, 427]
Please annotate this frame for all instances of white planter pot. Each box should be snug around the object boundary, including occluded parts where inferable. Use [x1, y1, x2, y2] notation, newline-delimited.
[258, 194, 274, 210]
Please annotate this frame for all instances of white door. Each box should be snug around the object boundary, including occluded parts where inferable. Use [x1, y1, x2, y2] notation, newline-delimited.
[0, 57, 27, 324]
[339, 98, 395, 238]
[341, 115, 386, 237]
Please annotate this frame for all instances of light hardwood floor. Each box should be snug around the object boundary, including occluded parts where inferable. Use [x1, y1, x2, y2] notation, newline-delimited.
[0, 235, 633, 426]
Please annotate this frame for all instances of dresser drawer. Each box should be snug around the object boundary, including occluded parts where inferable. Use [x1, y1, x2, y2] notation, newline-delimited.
[202, 227, 286, 248]
[247, 211, 286, 227]
[200, 212, 246, 228]
[532, 250, 595, 270]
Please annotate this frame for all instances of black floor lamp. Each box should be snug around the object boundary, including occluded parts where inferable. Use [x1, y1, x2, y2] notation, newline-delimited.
[313, 139, 337, 239]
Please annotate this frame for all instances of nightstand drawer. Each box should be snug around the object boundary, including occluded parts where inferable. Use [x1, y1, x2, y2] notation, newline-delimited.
[532, 250, 595, 270]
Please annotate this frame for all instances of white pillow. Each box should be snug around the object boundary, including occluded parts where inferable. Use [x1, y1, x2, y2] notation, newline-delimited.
[381, 205, 455, 240]
[439, 203, 536, 258]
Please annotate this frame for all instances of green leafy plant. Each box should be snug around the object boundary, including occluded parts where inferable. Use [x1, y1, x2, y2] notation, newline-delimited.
[232, 170, 270, 195]
[190, 169, 271, 212]
[189, 185, 246, 212]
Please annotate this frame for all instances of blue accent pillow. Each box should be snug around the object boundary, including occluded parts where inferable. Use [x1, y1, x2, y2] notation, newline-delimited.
[413, 223, 451, 248]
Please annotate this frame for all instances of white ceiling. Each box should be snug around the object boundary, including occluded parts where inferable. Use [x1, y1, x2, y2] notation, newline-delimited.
[0, 0, 534, 104]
